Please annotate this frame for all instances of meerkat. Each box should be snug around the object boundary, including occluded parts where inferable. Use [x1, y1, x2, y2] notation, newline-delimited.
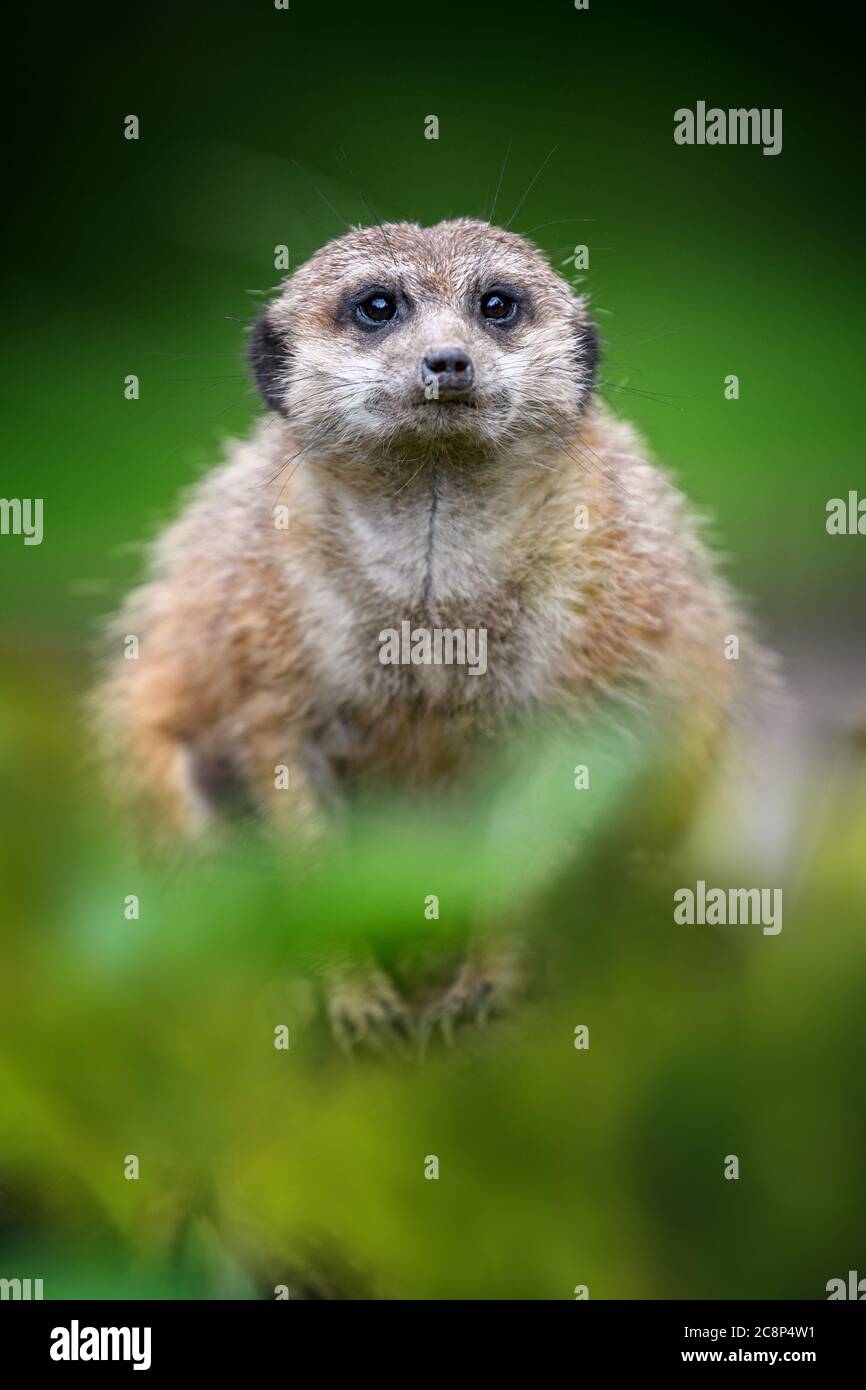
[99, 217, 761, 1049]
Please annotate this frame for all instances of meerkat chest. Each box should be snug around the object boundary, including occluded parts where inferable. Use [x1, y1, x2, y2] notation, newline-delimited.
[305, 575, 561, 723]
[291, 477, 580, 779]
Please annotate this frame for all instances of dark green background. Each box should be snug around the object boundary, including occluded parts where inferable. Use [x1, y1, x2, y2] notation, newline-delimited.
[5, 0, 864, 631]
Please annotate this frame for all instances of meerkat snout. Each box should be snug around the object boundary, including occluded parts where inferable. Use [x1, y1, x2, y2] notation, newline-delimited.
[420, 346, 475, 397]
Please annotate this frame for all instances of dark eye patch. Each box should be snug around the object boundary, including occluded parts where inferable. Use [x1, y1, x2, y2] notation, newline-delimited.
[480, 290, 516, 321]
[248, 310, 290, 415]
[337, 285, 406, 333]
[357, 291, 396, 323]
[478, 282, 528, 328]
[577, 317, 600, 383]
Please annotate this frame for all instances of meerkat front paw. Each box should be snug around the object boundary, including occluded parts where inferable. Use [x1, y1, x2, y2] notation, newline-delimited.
[421, 955, 524, 1049]
[324, 965, 414, 1058]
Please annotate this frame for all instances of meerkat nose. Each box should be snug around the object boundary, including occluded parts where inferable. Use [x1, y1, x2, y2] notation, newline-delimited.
[421, 347, 475, 394]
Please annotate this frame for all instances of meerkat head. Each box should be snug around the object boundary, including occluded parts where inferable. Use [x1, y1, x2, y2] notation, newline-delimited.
[249, 218, 598, 464]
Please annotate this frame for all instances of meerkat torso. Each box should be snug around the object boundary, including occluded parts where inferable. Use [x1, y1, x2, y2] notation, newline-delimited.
[100, 219, 746, 836]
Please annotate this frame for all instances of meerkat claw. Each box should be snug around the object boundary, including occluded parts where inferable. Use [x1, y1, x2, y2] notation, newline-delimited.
[420, 968, 511, 1054]
[326, 970, 414, 1059]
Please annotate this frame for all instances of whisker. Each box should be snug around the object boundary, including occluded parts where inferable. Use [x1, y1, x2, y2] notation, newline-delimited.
[262, 424, 330, 491]
[603, 329, 680, 349]
[291, 156, 355, 233]
[597, 388, 623, 420]
[390, 456, 430, 497]
[536, 412, 635, 500]
[520, 217, 597, 237]
[599, 379, 688, 410]
[337, 146, 399, 272]
[475, 143, 512, 290]
[275, 443, 317, 501]
[144, 350, 249, 359]
[163, 374, 248, 383]
[502, 145, 558, 231]
[145, 388, 260, 477]
[485, 143, 511, 227]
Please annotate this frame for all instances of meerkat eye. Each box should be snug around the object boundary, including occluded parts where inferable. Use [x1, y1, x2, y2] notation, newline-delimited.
[356, 291, 397, 325]
[480, 290, 518, 323]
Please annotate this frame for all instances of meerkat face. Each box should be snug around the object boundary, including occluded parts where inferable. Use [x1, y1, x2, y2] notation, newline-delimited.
[249, 218, 598, 462]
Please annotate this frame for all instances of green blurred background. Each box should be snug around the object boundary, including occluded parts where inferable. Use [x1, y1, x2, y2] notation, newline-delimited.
[1, 0, 864, 1298]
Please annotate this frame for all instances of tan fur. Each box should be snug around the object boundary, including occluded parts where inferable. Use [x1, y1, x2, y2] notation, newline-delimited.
[96, 219, 759, 1040]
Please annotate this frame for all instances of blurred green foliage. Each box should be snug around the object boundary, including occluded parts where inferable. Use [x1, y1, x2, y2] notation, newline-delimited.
[1, 657, 865, 1298]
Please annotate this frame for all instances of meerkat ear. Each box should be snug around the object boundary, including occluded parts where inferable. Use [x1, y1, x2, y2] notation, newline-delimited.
[248, 309, 291, 415]
[576, 312, 600, 400]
